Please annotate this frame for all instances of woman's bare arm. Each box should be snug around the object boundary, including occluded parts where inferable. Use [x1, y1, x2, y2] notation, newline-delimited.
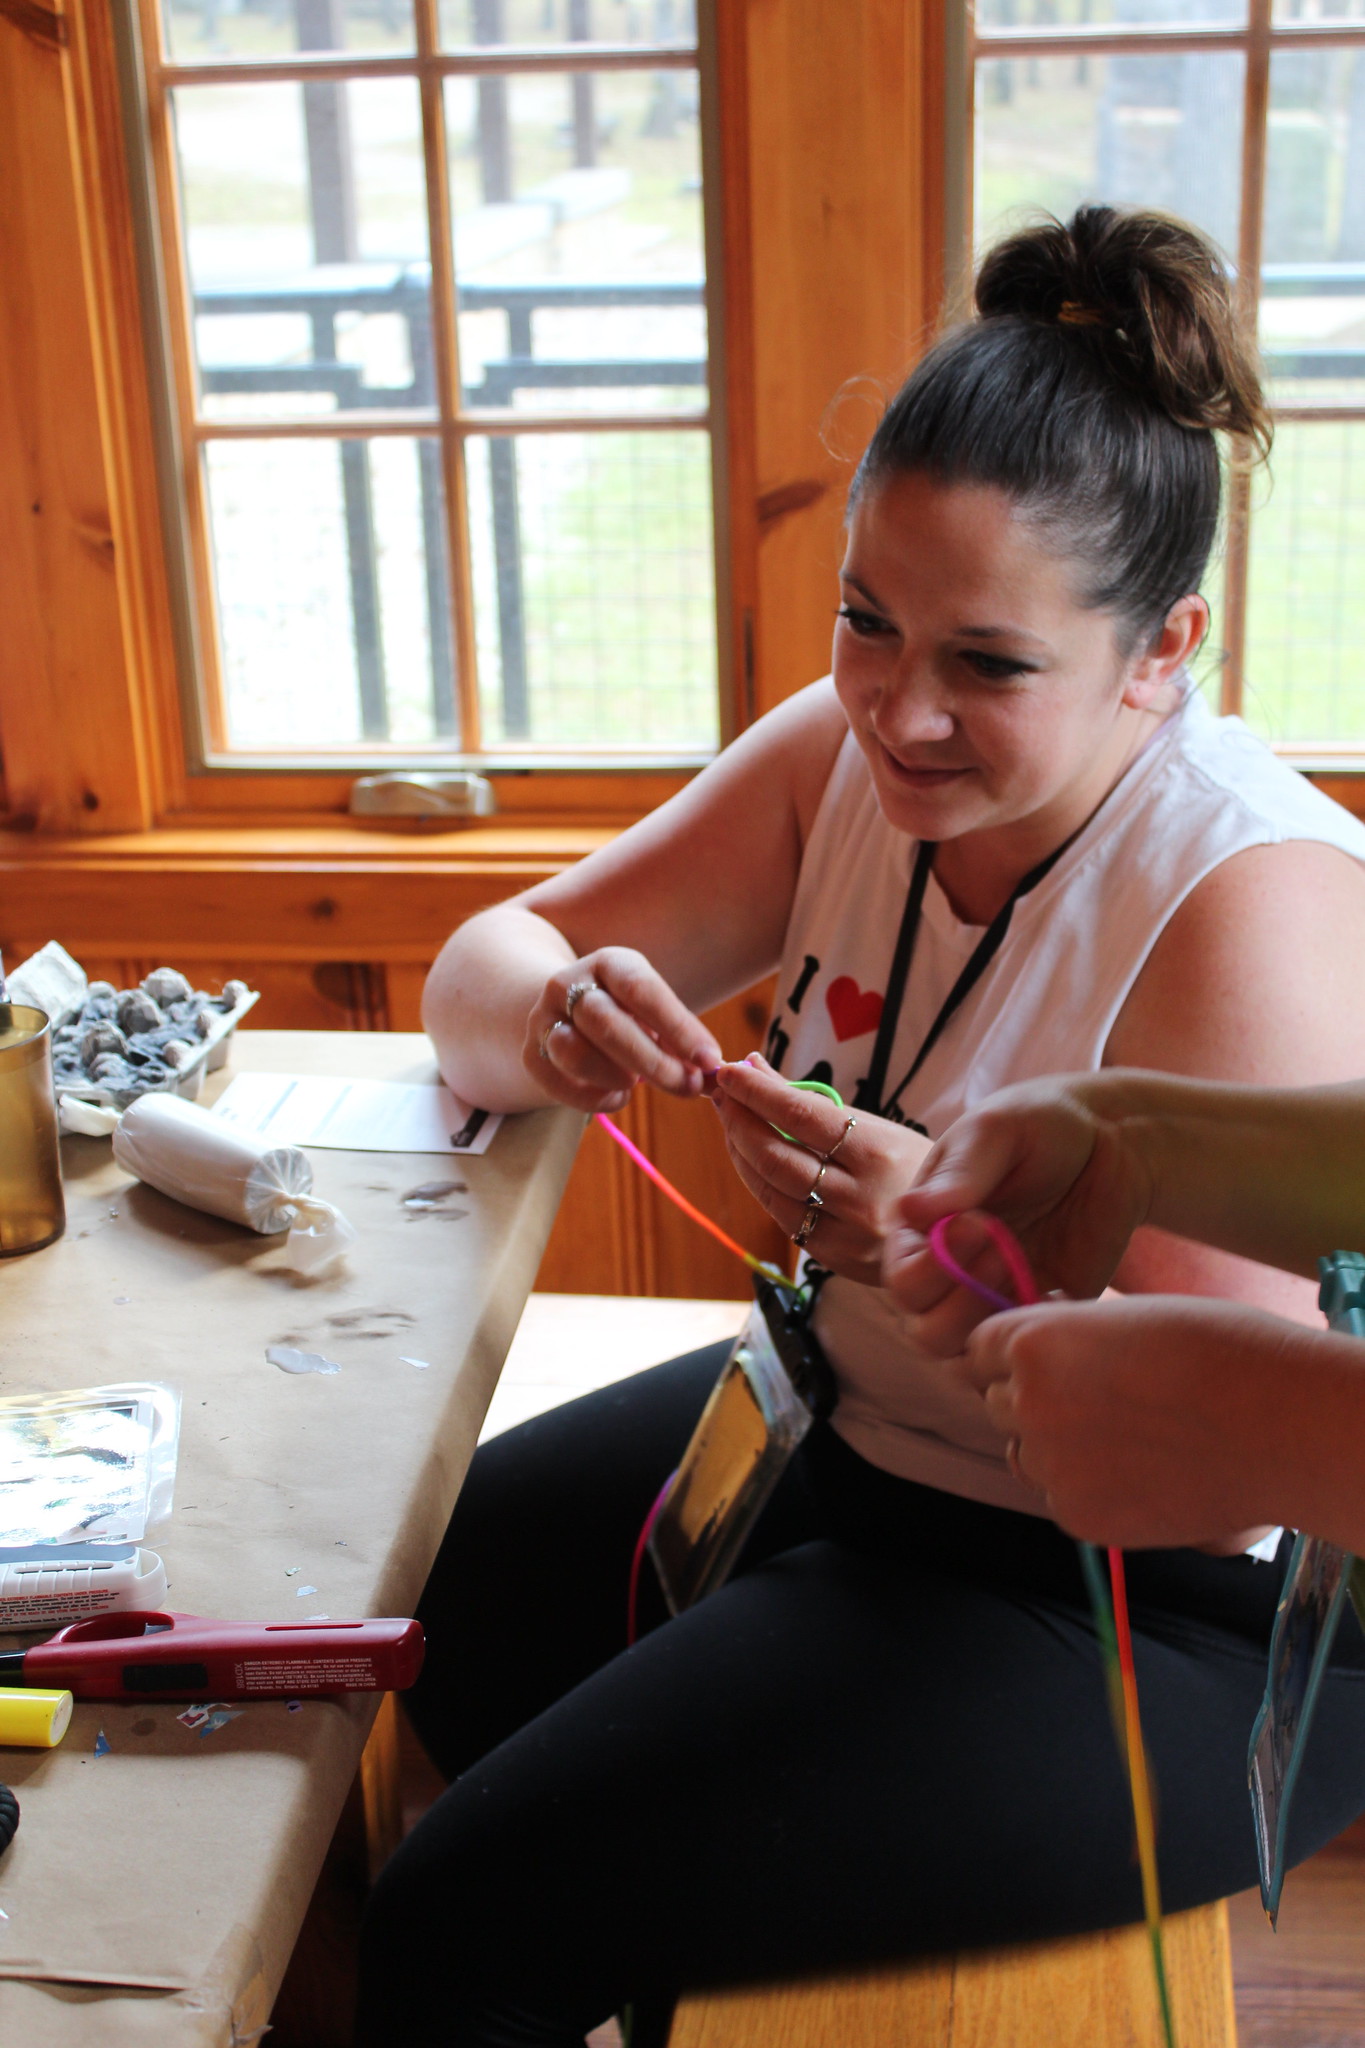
[423, 682, 847, 1112]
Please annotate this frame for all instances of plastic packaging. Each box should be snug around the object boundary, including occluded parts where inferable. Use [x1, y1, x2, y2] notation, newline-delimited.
[111, 1094, 355, 1273]
[0, 1383, 180, 1545]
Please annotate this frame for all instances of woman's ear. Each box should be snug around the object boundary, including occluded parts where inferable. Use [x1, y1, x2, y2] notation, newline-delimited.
[1120, 594, 1209, 709]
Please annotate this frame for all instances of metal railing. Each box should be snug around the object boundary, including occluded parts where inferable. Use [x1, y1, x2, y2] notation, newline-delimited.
[194, 265, 705, 743]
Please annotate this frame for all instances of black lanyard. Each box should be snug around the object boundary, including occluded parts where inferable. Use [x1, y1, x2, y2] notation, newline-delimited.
[854, 837, 1072, 1120]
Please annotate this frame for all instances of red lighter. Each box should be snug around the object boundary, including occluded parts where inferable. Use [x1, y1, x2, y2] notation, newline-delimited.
[0, 1611, 424, 1701]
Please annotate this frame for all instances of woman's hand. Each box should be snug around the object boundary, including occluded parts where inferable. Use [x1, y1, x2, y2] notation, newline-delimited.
[523, 947, 724, 1114]
[881, 1077, 1155, 1355]
[712, 1054, 933, 1284]
[957, 1294, 1288, 1551]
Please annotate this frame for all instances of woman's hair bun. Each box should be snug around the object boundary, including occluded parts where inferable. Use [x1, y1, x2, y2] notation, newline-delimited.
[975, 205, 1271, 456]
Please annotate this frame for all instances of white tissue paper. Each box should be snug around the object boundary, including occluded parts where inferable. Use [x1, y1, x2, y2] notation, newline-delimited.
[109, 1094, 355, 1273]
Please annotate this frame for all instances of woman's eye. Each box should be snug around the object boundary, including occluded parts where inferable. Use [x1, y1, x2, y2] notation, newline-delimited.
[837, 605, 893, 638]
[961, 650, 1030, 682]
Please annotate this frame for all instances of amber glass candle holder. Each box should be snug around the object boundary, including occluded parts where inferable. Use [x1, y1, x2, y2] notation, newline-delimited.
[0, 1003, 65, 1256]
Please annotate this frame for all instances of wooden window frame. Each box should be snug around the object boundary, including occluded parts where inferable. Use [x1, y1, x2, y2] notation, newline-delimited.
[0, 0, 946, 838]
[131, 1, 725, 782]
[966, 0, 1365, 771]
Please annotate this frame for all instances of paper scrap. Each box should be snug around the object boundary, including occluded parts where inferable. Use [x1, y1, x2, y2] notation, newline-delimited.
[94, 1730, 111, 1758]
[176, 1702, 243, 1738]
[296, 1585, 317, 1597]
[213, 1073, 501, 1156]
[268, 1345, 340, 1376]
[284, 1566, 301, 1576]
[400, 1356, 431, 1370]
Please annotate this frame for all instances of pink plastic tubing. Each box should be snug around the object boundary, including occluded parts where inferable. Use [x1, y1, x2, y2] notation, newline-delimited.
[926, 1212, 1041, 1314]
[627, 1470, 678, 1647]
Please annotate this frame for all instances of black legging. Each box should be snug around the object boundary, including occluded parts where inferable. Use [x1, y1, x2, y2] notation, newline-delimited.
[356, 1346, 1365, 2048]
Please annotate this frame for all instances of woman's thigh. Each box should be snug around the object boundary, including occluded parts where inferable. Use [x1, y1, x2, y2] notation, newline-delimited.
[362, 1535, 1365, 2048]
[407, 1343, 823, 1777]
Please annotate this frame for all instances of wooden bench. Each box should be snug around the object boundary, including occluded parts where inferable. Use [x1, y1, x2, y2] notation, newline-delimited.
[670, 1902, 1236, 2046]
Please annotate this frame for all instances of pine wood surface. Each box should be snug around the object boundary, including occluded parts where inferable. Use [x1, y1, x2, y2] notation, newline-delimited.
[0, 2, 154, 834]
[669, 1906, 1235, 2048]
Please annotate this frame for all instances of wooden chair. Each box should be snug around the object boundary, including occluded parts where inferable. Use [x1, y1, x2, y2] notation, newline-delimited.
[670, 1901, 1236, 2046]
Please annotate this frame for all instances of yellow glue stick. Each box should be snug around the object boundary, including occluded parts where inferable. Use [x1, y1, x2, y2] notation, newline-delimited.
[0, 1686, 73, 1748]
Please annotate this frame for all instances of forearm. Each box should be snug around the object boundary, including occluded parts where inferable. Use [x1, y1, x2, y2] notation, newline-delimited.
[1238, 1322, 1365, 1553]
[422, 904, 576, 1112]
[1085, 1071, 1365, 1278]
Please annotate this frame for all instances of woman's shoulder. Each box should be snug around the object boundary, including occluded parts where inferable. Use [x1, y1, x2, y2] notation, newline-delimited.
[726, 678, 855, 842]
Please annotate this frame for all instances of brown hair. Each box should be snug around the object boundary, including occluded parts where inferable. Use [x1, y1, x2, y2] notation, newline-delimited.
[852, 205, 1272, 652]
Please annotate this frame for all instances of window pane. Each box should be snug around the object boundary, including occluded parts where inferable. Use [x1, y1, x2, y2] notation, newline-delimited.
[204, 436, 456, 748]
[172, 79, 432, 422]
[1260, 49, 1365, 407]
[977, 0, 1246, 23]
[1243, 423, 1365, 741]
[1273, 0, 1365, 23]
[161, 0, 414, 63]
[975, 48, 1245, 258]
[440, 0, 695, 51]
[446, 69, 706, 416]
[466, 432, 717, 748]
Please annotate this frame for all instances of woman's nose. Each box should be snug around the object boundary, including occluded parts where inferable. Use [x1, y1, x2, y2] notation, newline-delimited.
[874, 677, 956, 748]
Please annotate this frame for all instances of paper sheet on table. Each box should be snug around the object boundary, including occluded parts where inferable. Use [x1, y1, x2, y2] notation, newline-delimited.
[211, 1072, 502, 1155]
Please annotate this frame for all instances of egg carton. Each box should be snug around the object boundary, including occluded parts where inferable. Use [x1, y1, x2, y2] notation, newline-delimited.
[9, 946, 260, 1113]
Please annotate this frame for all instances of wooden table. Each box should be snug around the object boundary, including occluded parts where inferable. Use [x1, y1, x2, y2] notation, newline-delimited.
[0, 1031, 578, 2047]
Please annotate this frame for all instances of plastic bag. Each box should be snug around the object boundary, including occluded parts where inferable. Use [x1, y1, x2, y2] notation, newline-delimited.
[109, 1094, 355, 1273]
[0, 1383, 180, 1544]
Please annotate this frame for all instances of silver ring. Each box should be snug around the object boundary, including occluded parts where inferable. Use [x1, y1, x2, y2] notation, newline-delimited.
[821, 1116, 857, 1167]
[792, 1190, 824, 1249]
[564, 979, 597, 1021]
[808, 1158, 829, 1199]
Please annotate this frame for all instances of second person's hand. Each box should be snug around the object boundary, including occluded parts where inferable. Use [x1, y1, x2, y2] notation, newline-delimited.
[882, 1075, 1156, 1355]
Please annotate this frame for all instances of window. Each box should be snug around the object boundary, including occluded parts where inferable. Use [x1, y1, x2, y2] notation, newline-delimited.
[969, 0, 1365, 756]
[135, 0, 717, 767]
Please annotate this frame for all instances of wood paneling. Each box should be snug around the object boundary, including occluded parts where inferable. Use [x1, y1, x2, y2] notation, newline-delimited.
[0, 1, 159, 833]
[729, 0, 942, 720]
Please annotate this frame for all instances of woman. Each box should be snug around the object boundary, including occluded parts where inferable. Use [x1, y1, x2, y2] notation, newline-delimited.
[885, 1069, 1365, 1556]
[357, 208, 1365, 2048]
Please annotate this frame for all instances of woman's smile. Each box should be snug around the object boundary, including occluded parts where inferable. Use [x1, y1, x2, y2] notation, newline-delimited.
[874, 746, 974, 791]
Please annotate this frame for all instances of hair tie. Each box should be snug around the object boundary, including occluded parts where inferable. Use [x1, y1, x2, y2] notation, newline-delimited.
[1057, 301, 1108, 328]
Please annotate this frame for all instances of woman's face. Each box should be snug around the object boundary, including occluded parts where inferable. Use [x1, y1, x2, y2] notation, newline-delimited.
[833, 470, 1180, 851]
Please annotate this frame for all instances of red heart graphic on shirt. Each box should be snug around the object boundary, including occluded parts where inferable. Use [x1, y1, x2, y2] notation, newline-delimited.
[825, 977, 883, 1042]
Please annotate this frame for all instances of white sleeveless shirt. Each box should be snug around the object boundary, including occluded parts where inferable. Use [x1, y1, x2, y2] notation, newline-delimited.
[769, 684, 1365, 1514]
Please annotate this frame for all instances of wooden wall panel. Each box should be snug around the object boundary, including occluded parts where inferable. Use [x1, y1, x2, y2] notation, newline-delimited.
[0, 3, 158, 833]
[728, 0, 941, 720]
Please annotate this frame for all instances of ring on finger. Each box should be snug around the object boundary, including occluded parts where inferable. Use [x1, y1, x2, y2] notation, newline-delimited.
[792, 1190, 824, 1249]
[564, 979, 597, 1021]
[821, 1116, 857, 1167]
[807, 1157, 829, 1201]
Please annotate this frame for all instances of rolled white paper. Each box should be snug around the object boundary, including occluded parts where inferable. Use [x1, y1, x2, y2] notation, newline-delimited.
[112, 1094, 355, 1270]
